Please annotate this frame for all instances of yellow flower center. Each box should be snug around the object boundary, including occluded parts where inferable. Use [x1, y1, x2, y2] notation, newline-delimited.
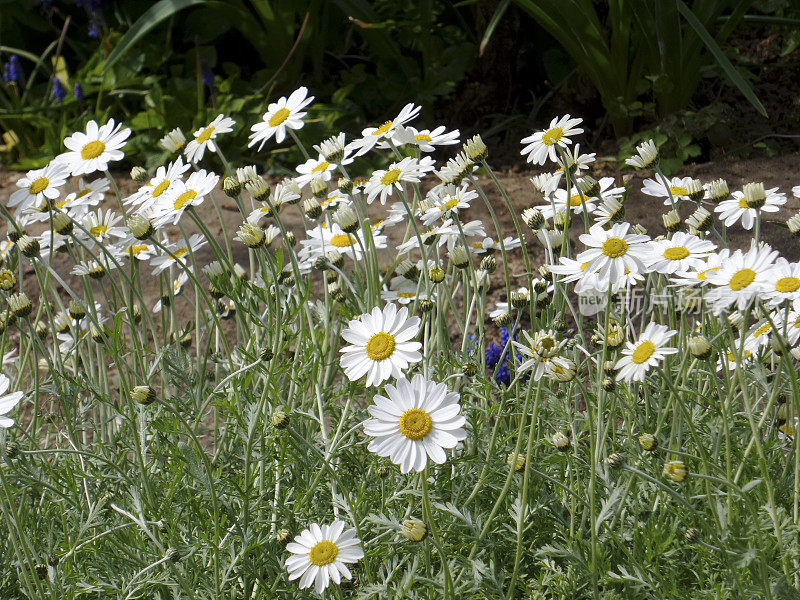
[729, 268, 756, 291]
[75, 188, 91, 199]
[602, 237, 628, 258]
[28, 177, 49, 195]
[754, 323, 771, 337]
[398, 292, 416, 298]
[414, 133, 432, 142]
[542, 127, 563, 146]
[174, 190, 198, 210]
[308, 540, 338, 566]
[152, 180, 170, 197]
[663, 247, 690, 261]
[697, 266, 719, 280]
[90, 224, 108, 238]
[330, 233, 355, 248]
[398, 408, 433, 440]
[365, 331, 396, 361]
[569, 194, 585, 207]
[128, 244, 148, 256]
[173, 248, 189, 258]
[776, 276, 800, 293]
[373, 120, 393, 136]
[268, 107, 291, 127]
[580, 261, 590, 271]
[444, 198, 459, 211]
[669, 186, 688, 196]
[81, 140, 106, 160]
[311, 161, 330, 174]
[631, 340, 655, 364]
[726, 350, 751, 362]
[381, 168, 402, 186]
[196, 126, 215, 144]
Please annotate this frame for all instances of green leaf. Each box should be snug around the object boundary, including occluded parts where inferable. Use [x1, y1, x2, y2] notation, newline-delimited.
[676, 0, 767, 117]
[103, 0, 211, 73]
[479, 0, 511, 56]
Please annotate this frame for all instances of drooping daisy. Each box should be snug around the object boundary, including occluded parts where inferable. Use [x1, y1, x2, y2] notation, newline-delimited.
[625, 139, 658, 169]
[9, 162, 70, 214]
[520, 114, 583, 165]
[641, 174, 694, 205]
[714, 187, 786, 230]
[513, 329, 572, 381]
[0, 374, 23, 428]
[576, 222, 650, 282]
[347, 103, 421, 157]
[56, 119, 131, 176]
[249, 86, 314, 150]
[362, 373, 466, 472]
[285, 521, 363, 594]
[184, 114, 235, 164]
[391, 125, 460, 153]
[615, 323, 678, 382]
[150, 234, 208, 275]
[125, 157, 190, 210]
[705, 245, 778, 313]
[433, 151, 476, 189]
[339, 303, 422, 387]
[154, 272, 189, 313]
[365, 156, 435, 205]
[764, 257, 800, 305]
[644, 232, 716, 274]
[420, 183, 476, 225]
[151, 169, 219, 227]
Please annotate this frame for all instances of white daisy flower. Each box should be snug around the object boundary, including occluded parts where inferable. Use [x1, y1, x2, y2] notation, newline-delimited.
[55, 176, 108, 215]
[615, 323, 678, 382]
[716, 342, 754, 372]
[670, 249, 730, 288]
[641, 174, 694, 205]
[471, 236, 521, 255]
[793, 185, 800, 199]
[365, 156, 435, 205]
[125, 157, 190, 210]
[150, 233, 208, 275]
[184, 114, 235, 164]
[347, 103, 421, 157]
[81, 209, 126, 245]
[56, 119, 131, 176]
[154, 272, 189, 313]
[9, 162, 70, 214]
[420, 183, 476, 225]
[160, 127, 186, 153]
[395, 221, 457, 255]
[295, 154, 342, 188]
[772, 301, 800, 346]
[513, 330, 571, 381]
[285, 521, 363, 594]
[391, 125, 460, 152]
[362, 373, 466, 473]
[541, 176, 623, 220]
[764, 258, 800, 305]
[249, 86, 314, 150]
[530, 172, 562, 195]
[644, 232, 716, 274]
[520, 114, 583, 165]
[151, 169, 219, 227]
[118, 237, 155, 262]
[300, 223, 387, 263]
[381, 275, 432, 305]
[0, 374, 23, 428]
[705, 244, 778, 313]
[339, 303, 422, 387]
[714, 187, 786, 230]
[625, 139, 658, 169]
[576, 222, 651, 282]
[554, 143, 595, 174]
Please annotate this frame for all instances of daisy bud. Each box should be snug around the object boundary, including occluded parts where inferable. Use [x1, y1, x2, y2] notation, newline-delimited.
[35, 564, 47, 580]
[52, 211, 74, 235]
[601, 378, 615, 392]
[400, 517, 428, 542]
[552, 431, 571, 452]
[688, 335, 713, 360]
[316, 134, 346, 164]
[663, 459, 688, 482]
[577, 175, 601, 198]
[203, 261, 226, 284]
[17, 234, 39, 258]
[0, 269, 16, 291]
[727, 311, 744, 329]
[507, 452, 526, 472]
[284, 231, 297, 247]
[480, 255, 497, 274]
[130, 166, 148, 184]
[787, 212, 800, 237]
[449, 246, 470, 270]
[276, 528, 292, 545]
[377, 464, 391, 477]
[237, 166, 258, 185]
[326, 250, 344, 269]
[463, 134, 487, 162]
[462, 361, 477, 377]
[683, 179, 703, 203]
[429, 266, 445, 284]
[743, 182, 766, 209]
[245, 177, 271, 203]
[417, 298, 435, 313]
[522, 207, 545, 230]
[127, 213, 154, 240]
[7, 292, 31, 318]
[223, 176, 241, 197]
[686, 206, 713, 232]
[538, 264, 552, 282]
[551, 358, 576, 382]
[553, 210, 568, 230]
[493, 311, 512, 328]
[662, 209, 681, 233]
[54, 312, 71, 334]
[131, 385, 156, 406]
[684, 527, 700, 543]
[509, 290, 527, 309]
[600, 197, 625, 223]
[311, 176, 328, 199]
[316, 257, 332, 274]
[776, 401, 788, 424]
[237, 223, 266, 248]
[178, 330, 192, 348]
[160, 127, 186, 153]
[338, 177, 354, 194]
[5, 441, 20, 459]
[397, 259, 419, 282]
[166, 548, 181, 563]
[271, 410, 289, 429]
[705, 178, 730, 203]
[625, 139, 658, 169]
[630, 224, 647, 236]
[607, 452, 625, 469]
[35, 320, 48, 338]
[327, 280, 344, 301]
[67, 300, 85, 321]
[603, 360, 617, 375]
[537, 228, 563, 250]
[7, 228, 22, 243]
[208, 282, 224, 299]
[638, 433, 657, 452]
[333, 205, 359, 234]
